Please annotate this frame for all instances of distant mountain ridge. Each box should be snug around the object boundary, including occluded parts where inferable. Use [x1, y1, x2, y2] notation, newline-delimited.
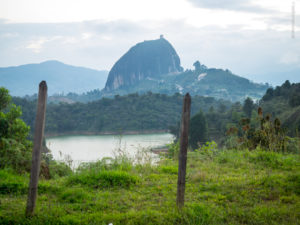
[0, 60, 108, 96]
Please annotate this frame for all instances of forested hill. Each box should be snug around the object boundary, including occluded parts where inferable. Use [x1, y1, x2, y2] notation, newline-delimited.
[47, 63, 269, 103]
[13, 93, 231, 135]
[259, 81, 300, 135]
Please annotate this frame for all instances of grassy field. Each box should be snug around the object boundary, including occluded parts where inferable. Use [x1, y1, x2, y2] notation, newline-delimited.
[0, 149, 299, 225]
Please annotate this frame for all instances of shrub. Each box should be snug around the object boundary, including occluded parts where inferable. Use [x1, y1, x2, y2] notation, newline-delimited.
[0, 169, 27, 194]
[67, 170, 139, 188]
[195, 141, 218, 159]
[48, 161, 72, 178]
[167, 142, 179, 158]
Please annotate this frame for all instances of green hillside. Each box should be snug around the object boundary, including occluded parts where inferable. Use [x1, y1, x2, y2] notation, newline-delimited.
[102, 61, 268, 102]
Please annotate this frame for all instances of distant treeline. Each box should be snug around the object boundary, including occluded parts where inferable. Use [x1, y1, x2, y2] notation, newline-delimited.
[260, 80, 300, 135]
[13, 92, 231, 135]
[12, 81, 300, 142]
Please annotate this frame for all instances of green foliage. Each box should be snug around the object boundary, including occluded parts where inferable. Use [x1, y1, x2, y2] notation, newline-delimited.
[13, 92, 230, 135]
[194, 141, 219, 160]
[260, 81, 300, 136]
[248, 148, 298, 170]
[189, 110, 208, 149]
[0, 87, 11, 111]
[226, 107, 292, 152]
[243, 97, 255, 118]
[0, 88, 32, 173]
[0, 169, 28, 194]
[59, 188, 89, 203]
[0, 169, 62, 195]
[1, 148, 299, 225]
[67, 170, 139, 188]
[158, 165, 178, 174]
[286, 137, 300, 154]
[48, 160, 72, 178]
[167, 141, 179, 158]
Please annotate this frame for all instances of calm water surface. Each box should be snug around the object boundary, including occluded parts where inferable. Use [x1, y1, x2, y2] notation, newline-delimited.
[46, 133, 173, 165]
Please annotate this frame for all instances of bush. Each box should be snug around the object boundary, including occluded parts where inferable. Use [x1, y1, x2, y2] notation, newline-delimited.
[48, 161, 72, 178]
[67, 170, 139, 188]
[167, 142, 179, 158]
[0, 169, 27, 194]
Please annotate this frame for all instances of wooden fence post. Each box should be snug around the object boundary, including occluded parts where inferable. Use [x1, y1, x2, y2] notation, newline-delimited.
[26, 81, 47, 217]
[176, 93, 191, 209]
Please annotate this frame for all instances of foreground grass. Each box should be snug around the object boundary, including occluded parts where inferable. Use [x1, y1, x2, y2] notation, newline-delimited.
[0, 149, 299, 225]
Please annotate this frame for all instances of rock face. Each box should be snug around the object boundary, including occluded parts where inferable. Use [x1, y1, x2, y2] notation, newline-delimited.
[105, 36, 183, 91]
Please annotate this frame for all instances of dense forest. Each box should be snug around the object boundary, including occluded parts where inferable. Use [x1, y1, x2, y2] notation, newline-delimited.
[13, 92, 231, 136]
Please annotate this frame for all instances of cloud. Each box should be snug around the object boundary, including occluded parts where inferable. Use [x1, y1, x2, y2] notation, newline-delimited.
[0, 32, 19, 38]
[26, 38, 47, 53]
[25, 36, 62, 53]
[187, 0, 272, 13]
[0, 18, 299, 85]
[280, 52, 300, 65]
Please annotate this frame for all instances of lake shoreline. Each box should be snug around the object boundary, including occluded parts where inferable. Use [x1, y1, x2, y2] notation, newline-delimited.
[45, 130, 169, 138]
[46, 133, 173, 164]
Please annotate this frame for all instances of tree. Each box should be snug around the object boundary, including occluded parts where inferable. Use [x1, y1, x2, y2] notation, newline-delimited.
[189, 110, 208, 149]
[243, 97, 254, 118]
[0, 88, 32, 173]
[262, 88, 274, 101]
[282, 80, 291, 89]
[193, 60, 207, 72]
[0, 87, 11, 111]
[218, 103, 227, 113]
[193, 61, 201, 71]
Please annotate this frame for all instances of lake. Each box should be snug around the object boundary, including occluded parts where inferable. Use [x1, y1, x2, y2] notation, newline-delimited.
[46, 133, 174, 167]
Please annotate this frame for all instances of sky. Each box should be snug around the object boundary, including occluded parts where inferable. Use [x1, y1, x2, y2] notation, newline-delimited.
[0, 0, 299, 85]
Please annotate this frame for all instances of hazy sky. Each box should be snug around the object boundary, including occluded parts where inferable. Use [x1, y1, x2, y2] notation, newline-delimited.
[0, 0, 299, 85]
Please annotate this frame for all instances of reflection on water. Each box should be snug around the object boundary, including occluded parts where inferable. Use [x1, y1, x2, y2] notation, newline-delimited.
[46, 133, 173, 167]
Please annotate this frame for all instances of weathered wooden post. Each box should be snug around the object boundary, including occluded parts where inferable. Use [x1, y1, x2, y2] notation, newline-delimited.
[176, 93, 191, 209]
[26, 81, 47, 217]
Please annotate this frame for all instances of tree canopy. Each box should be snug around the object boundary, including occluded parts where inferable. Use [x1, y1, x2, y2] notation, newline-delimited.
[189, 110, 208, 149]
